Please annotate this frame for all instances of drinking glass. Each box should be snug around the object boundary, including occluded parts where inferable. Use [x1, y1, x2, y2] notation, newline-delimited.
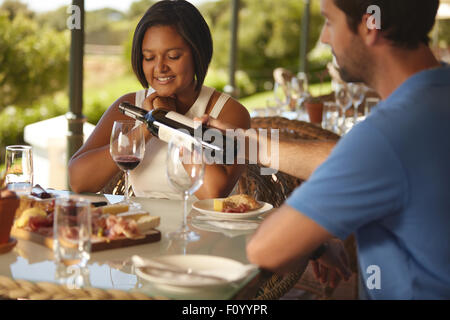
[347, 83, 367, 125]
[334, 84, 353, 135]
[110, 120, 145, 210]
[322, 102, 340, 134]
[166, 135, 205, 242]
[53, 198, 91, 267]
[292, 72, 311, 121]
[5, 145, 33, 196]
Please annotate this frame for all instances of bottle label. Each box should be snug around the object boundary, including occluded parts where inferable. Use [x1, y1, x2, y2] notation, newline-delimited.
[165, 111, 201, 130]
[157, 124, 195, 152]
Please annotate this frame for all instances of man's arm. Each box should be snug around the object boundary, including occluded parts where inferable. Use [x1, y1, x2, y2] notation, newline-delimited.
[263, 136, 336, 181]
[246, 203, 334, 274]
[200, 115, 336, 180]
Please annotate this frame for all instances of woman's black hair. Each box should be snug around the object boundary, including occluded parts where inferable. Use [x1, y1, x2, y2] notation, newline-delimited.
[131, 0, 213, 91]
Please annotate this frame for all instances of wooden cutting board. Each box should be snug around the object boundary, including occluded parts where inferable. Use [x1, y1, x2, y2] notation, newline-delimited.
[11, 227, 161, 252]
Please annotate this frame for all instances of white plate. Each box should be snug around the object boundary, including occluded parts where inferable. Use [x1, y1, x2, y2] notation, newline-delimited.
[134, 255, 252, 290]
[192, 199, 273, 219]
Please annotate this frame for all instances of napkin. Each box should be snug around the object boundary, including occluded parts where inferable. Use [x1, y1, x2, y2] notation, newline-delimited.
[132, 255, 258, 285]
[191, 220, 256, 238]
[205, 220, 260, 231]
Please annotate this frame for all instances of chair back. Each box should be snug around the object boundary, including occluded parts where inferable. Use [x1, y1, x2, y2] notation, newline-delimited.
[237, 117, 340, 207]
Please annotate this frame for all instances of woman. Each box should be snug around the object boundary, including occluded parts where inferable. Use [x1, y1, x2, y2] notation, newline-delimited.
[68, 0, 250, 200]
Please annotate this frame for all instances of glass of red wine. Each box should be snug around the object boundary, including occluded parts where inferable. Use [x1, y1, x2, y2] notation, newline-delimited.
[110, 120, 145, 210]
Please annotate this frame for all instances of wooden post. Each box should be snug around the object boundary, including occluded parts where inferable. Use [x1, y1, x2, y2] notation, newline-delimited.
[299, 0, 311, 74]
[227, 0, 239, 98]
[66, 0, 86, 190]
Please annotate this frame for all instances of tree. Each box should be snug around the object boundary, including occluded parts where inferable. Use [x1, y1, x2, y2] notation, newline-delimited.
[0, 0, 33, 20]
[0, 11, 69, 110]
[200, 0, 326, 92]
[127, 0, 155, 19]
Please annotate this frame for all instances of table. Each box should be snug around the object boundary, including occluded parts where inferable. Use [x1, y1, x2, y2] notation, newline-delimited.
[0, 191, 273, 300]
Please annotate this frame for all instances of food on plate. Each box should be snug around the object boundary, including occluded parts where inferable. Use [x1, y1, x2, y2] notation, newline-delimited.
[14, 207, 47, 228]
[13, 197, 160, 241]
[135, 215, 160, 234]
[100, 204, 129, 215]
[31, 184, 53, 199]
[215, 194, 262, 213]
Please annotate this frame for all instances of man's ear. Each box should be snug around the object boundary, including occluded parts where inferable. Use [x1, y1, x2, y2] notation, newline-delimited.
[359, 13, 381, 47]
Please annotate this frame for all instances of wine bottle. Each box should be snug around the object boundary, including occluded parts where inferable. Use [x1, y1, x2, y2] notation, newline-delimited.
[118, 102, 238, 164]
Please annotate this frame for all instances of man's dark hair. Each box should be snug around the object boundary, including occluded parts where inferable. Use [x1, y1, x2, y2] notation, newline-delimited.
[131, 0, 213, 91]
[333, 0, 439, 49]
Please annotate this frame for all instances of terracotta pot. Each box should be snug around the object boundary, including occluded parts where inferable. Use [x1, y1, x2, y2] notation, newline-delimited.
[305, 101, 324, 124]
[0, 196, 20, 244]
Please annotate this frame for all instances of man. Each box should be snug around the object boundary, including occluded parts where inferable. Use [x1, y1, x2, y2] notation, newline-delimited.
[202, 0, 449, 299]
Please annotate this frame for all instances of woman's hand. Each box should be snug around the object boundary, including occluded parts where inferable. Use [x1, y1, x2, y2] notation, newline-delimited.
[142, 92, 178, 112]
[311, 238, 352, 288]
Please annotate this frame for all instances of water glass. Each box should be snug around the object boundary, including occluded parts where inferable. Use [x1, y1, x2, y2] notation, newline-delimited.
[322, 102, 340, 134]
[53, 198, 91, 267]
[5, 145, 33, 195]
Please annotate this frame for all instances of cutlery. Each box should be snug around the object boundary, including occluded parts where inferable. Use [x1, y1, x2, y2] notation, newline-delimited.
[132, 256, 228, 282]
[140, 265, 229, 282]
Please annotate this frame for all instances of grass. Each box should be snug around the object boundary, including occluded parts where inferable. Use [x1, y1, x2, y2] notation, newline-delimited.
[239, 82, 332, 111]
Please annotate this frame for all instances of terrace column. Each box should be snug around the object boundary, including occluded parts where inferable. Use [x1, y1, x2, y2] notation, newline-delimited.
[66, 0, 86, 189]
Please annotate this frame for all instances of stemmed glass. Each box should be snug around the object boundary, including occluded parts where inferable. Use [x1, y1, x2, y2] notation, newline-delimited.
[292, 72, 311, 121]
[334, 84, 353, 135]
[110, 120, 145, 210]
[166, 135, 205, 242]
[347, 83, 367, 125]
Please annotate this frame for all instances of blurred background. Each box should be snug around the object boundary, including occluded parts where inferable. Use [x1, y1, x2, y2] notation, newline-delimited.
[0, 0, 449, 177]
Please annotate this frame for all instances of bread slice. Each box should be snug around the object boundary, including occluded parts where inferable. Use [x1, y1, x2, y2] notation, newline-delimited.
[136, 215, 160, 234]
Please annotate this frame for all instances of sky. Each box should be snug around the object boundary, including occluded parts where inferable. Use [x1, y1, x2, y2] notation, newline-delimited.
[2, 0, 212, 12]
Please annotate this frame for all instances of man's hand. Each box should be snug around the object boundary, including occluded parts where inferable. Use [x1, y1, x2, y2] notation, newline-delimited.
[311, 238, 352, 288]
[142, 92, 177, 112]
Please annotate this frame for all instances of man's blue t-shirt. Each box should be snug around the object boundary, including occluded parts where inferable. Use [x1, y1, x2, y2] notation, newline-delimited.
[286, 65, 450, 299]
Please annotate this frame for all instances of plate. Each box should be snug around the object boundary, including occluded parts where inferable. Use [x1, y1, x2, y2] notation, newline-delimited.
[134, 255, 252, 291]
[192, 199, 273, 219]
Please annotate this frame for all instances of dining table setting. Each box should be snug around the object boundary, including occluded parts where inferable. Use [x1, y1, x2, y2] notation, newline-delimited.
[0, 183, 277, 300]
[0, 112, 303, 301]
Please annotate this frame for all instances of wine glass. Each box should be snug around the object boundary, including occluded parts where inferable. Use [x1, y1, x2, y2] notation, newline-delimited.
[110, 120, 145, 210]
[292, 72, 311, 121]
[334, 84, 353, 135]
[347, 83, 367, 125]
[166, 135, 205, 242]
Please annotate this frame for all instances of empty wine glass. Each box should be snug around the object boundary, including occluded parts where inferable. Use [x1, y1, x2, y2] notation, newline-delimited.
[110, 120, 145, 210]
[347, 83, 367, 125]
[334, 84, 353, 135]
[166, 135, 205, 242]
[292, 72, 311, 121]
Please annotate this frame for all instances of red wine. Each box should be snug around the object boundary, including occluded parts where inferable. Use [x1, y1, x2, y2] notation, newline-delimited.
[119, 102, 238, 164]
[114, 155, 141, 171]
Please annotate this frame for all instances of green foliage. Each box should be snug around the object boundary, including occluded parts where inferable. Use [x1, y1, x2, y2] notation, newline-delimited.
[127, 0, 155, 19]
[0, 93, 67, 164]
[201, 0, 326, 92]
[0, 0, 34, 20]
[0, 11, 69, 110]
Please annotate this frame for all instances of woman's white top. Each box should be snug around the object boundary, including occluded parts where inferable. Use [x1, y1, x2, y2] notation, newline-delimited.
[128, 85, 230, 199]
